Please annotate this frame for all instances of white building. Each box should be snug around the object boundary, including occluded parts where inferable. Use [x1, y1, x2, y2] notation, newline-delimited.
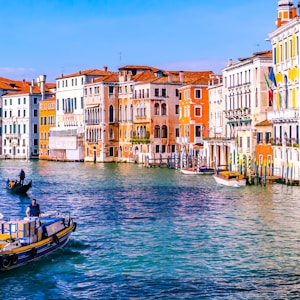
[2, 75, 53, 159]
[49, 68, 113, 161]
[205, 51, 273, 172]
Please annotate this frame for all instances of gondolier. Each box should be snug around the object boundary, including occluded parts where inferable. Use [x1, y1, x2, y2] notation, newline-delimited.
[26, 199, 41, 217]
[19, 169, 25, 185]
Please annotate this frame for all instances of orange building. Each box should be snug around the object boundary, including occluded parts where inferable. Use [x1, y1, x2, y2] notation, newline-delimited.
[178, 72, 213, 157]
[39, 97, 56, 160]
[255, 119, 274, 177]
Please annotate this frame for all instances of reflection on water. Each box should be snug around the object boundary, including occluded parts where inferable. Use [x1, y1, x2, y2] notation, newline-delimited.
[0, 160, 300, 299]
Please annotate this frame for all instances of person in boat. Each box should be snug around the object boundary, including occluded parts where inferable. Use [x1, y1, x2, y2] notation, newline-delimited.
[19, 169, 25, 185]
[26, 199, 41, 217]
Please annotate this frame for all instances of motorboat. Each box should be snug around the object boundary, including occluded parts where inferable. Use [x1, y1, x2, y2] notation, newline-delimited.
[0, 212, 76, 271]
[213, 171, 246, 187]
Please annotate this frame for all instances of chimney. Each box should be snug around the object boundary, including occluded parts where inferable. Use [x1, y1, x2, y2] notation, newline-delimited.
[38, 75, 46, 99]
[103, 66, 108, 72]
[179, 71, 184, 83]
[227, 58, 234, 67]
[168, 75, 172, 83]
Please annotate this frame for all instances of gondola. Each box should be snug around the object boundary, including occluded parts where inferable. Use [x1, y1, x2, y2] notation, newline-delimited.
[6, 179, 32, 194]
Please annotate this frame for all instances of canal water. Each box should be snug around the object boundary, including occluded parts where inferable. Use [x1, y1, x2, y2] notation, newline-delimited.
[0, 160, 300, 299]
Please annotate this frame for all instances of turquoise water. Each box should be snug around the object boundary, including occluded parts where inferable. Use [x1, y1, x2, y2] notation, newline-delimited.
[0, 160, 300, 299]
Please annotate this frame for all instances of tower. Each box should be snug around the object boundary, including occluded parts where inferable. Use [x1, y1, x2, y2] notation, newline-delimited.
[276, 0, 297, 27]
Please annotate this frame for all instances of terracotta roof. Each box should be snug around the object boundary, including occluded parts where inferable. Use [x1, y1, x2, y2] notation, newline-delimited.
[255, 119, 273, 126]
[91, 73, 119, 83]
[56, 69, 114, 79]
[0, 81, 15, 90]
[119, 65, 160, 72]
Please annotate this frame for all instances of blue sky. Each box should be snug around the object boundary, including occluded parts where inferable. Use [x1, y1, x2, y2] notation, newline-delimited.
[0, 0, 278, 82]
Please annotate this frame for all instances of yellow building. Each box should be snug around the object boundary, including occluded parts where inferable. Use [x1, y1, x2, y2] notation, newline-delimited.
[39, 97, 56, 160]
[268, 0, 300, 182]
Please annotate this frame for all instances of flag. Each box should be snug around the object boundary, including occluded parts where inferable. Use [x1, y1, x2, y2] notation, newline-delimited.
[264, 74, 273, 102]
[268, 67, 277, 87]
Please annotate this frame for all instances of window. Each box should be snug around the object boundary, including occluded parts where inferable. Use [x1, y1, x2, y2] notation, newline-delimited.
[175, 128, 179, 137]
[108, 147, 113, 157]
[155, 145, 160, 153]
[34, 97, 38, 104]
[109, 129, 114, 139]
[195, 125, 202, 137]
[257, 132, 263, 144]
[34, 110, 38, 117]
[195, 89, 202, 99]
[161, 103, 167, 115]
[23, 110, 26, 117]
[161, 125, 167, 138]
[154, 126, 160, 138]
[195, 107, 202, 117]
[175, 105, 179, 114]
[34, 124, 38, 133]
[162, 88, 166, 97]
[57, 99, 59, 110]
[154, 103, 160, 115]
[266, 132, 271, 144]
[109, 105, 114, 122]
[155, 88, 159, 97]
[23, 98, 26, 104]
[162, 145, 166, 153]
[119, 105, 122, 122]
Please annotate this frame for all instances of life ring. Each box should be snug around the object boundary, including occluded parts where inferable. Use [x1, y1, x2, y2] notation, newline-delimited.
[11, 253, 18, 265]
[30, 247, 37, 258]
[53, 235, 59, 245]
[72, 222, 77, 232]
[1, 254, 11, 269]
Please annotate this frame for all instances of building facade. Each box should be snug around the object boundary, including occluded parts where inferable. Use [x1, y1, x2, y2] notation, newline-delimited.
[268, 0, 300, 182]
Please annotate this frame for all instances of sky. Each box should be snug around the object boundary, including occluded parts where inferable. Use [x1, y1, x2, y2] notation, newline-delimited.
[0, 0, 279, 83]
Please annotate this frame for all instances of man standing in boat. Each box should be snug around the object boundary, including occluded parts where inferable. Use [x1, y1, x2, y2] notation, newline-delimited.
[26, 199, 41, 217]
[19, 169, 25, 185]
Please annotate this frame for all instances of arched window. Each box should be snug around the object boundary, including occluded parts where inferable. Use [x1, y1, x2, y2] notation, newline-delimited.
[154, 125, 160, 138]
[161, 125, 167, 138]
[154, 103, 160, 115]
[109, 105, 114, 122]
[119, 105, 122, 122]
[109, 128, 114, 139]
[124, 105, 128, 121]
[130, 104, 133, 121]
[161, 103, 167, 115]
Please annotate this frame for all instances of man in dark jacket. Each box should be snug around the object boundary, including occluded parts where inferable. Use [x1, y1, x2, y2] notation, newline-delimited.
[26, 199, 41, 217]
[19, 169, 25, 185]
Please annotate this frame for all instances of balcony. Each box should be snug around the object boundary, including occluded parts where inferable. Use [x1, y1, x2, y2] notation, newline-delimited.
[5, 133, 21, 139]
[130, 138, 150, 144]
[194, 137, 203, 144]
[176, 137, 190, 144]
[267, 108, 300, 123]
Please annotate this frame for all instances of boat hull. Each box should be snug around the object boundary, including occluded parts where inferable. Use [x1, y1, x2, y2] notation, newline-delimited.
[180, 168, 215, 175]
[0, 221, 76, 271]
[6, 180, 32, 194]
[213, 174, 246, 187]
